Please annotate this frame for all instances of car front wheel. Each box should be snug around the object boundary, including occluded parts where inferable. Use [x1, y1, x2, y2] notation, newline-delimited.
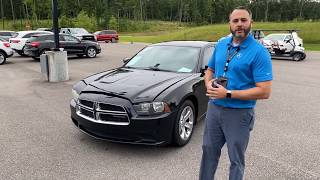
[173, 100, 195, 146]
[0, 51, 6, 65]
[292, 52, 304, 61]
[86, 47, 97, 58]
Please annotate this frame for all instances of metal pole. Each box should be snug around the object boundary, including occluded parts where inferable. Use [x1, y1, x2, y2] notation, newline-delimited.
[1, 0, 4, 29]
[52, 0, 59, 50]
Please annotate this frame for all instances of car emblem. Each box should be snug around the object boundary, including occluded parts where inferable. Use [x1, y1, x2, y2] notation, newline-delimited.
[93, 102, 99, 119]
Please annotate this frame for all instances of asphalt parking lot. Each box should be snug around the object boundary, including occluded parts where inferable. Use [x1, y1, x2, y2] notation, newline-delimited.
[1, 43, 320, 180]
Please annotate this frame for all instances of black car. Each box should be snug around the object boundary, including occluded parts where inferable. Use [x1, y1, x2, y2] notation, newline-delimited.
[70, 41, 216, 146]
[23, 34, 101, 60]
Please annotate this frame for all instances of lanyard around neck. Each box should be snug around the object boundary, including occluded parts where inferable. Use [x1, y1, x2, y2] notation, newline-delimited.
[222, 46, 240, 77]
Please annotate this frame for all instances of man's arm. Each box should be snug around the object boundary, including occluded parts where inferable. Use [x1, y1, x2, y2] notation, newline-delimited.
[207, 81, 272, 100]
[204, 67, 215, 90]
[229, 81, 272, 100]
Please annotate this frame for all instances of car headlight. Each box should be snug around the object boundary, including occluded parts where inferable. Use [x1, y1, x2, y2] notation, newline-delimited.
[133, 102, 171, 115]
[72, 89, 79, 102]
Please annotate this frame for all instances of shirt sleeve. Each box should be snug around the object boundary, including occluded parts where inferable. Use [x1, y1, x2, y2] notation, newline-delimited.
[207, 46, 217, 70]
[252, 47, 273, 83]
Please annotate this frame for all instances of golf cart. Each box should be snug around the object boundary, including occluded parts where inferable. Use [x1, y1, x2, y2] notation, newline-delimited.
[252, 29, 306, 61]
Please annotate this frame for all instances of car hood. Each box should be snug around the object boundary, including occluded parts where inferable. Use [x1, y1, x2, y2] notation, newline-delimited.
[75, 33, 94, 36]
[82, 68, 192, 103]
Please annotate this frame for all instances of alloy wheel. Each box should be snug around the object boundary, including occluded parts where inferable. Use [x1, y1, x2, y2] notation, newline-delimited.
[0, 52, 6, 65]
[87, 48, 96, 58]
[178, 106, 194, 141]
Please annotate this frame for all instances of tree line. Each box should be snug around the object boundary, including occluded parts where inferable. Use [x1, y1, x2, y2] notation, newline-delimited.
[1, 0, 320, 31]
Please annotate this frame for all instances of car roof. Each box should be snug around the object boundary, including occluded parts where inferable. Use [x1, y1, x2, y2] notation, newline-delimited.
[151, 41, 215, 48]
[266, 33, 290, 36]
[15, 30, 53, 37]
[0, 30, 14, 32]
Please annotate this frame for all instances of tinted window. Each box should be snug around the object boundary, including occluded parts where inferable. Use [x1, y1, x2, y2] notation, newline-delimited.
[103, 30, 116, 34]
[126, 46, 200, 73]
[202, 46, 214, 69]
[22, 32, 51, 38]
[0, 32, 12, 36]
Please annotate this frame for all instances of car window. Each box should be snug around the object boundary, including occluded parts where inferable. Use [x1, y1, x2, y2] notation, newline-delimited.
[202, 46, 214, 69]
[105, 30, 116, 34]
[0, 32, 12, 36]
[264, 34, 286, 41]
[22, 32, 51, 38]
[22, 33, 36, 38]
[126, 46, 200, 73]
[63, 35, 79, 42]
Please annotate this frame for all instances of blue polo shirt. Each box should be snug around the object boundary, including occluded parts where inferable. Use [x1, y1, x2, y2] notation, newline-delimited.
[208, 34, 273, 108]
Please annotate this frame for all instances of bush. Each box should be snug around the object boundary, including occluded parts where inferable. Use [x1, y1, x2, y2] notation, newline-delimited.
[108, 16, 118, 30]
[74, 11, 97, 32]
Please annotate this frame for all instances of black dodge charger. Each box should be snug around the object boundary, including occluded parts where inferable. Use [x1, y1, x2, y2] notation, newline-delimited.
[70, 41, 215, 146]
[24, 34, 101, 60]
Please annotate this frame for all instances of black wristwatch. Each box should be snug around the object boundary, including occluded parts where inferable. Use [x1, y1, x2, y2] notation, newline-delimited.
[226, 90, 232, 98]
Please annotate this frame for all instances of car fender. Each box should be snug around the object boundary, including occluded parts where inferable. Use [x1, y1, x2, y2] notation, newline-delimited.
[154, 74, 205, 118]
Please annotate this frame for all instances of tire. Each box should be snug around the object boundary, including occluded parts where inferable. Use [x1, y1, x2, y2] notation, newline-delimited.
[172, 100, 195, 146]
[292, 52, 303, 61]
[32, 56, 40, 61]
[17, 50, 25, 56]
[33, 49, 48, 61]
[86, 47, 97, 58]
[0, 51, 6, 65]
[274, 49, 283, 56]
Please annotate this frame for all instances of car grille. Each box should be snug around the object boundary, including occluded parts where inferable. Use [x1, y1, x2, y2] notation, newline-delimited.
[77, 99, 129, 125]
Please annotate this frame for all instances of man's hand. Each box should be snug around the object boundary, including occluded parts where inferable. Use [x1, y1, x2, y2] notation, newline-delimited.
[206, 80, 227, 99]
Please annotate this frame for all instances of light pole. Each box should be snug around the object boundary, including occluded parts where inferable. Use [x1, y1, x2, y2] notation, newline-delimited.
[52, 0, 59, 50]
[1, 0, 4, 29]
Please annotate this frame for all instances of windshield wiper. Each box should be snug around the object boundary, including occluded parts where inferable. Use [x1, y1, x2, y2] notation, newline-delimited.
[145, 63, 161, 71]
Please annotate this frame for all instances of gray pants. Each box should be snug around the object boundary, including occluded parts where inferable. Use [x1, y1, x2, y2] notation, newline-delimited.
[199, 103, 255, 180]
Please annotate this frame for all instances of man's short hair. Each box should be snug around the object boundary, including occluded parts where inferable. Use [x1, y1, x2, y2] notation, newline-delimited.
[229, 6, 252, 20]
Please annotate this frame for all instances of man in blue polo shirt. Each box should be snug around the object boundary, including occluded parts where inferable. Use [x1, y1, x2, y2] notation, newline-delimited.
[199, 6, 272, 180]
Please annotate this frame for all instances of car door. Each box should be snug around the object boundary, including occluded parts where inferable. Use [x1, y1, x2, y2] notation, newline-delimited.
[61, 35, 84, 54]
[195, 45, 214, 117]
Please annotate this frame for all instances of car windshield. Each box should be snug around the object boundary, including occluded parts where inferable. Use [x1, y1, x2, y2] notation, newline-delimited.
[264, 34, 286, 41]
[70, 28, 89, 34]
[125, 45, 200, 73]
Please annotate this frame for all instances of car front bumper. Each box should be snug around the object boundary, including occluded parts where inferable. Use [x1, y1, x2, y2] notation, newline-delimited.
[70, 99, 176, 146]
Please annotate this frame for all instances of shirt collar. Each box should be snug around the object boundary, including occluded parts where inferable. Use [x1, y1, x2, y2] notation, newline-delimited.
[227, 33, 253, 49]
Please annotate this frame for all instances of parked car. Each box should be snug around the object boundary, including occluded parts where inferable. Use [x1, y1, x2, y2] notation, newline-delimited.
[9, 30, 53, 56]
[23, 34, 101, 60]
[60, 28, 96, 42]
[70, 41, 216, 146]
[0, 37, 14, 65]
[94, 30, 119, 43]
[0, 30, 16, 41]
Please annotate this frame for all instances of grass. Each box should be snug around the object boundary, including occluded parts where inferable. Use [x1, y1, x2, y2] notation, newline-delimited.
[120, 21, 320, 51]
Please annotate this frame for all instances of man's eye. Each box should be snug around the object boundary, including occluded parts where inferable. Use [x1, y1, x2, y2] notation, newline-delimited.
[232, 19, 239, 23]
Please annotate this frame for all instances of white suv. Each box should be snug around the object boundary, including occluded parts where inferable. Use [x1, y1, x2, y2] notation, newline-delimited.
[0, 38, 14, 65]
[9, 30, 52, 56]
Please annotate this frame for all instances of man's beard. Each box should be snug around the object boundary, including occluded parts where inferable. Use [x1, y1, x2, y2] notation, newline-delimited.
[230, 26, 251, 39]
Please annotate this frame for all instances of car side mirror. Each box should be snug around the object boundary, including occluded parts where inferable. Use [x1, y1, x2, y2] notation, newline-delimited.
[200, 65, 208, 77]
[123, 57, 130, 64]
